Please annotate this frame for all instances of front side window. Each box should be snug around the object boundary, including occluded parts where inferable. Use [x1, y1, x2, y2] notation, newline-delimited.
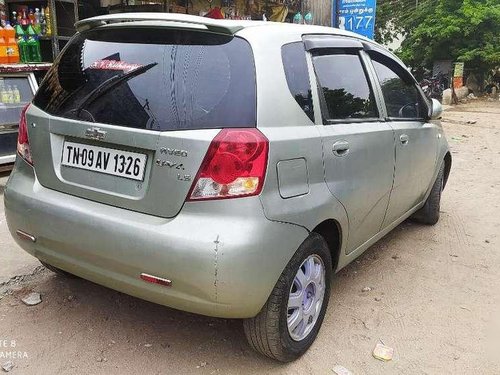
[371, 58, 428, 119]
[312, 51, 378, 122]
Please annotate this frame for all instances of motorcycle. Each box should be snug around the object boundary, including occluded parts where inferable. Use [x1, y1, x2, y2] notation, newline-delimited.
[420, 72, 449, 100]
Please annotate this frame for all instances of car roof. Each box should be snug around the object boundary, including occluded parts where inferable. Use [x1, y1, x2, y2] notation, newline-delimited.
[75, 13, 406, 67]
[75, 12, 371, 42]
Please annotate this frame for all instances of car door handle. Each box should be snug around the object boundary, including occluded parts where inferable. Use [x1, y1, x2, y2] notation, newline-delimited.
[400, 134, 409, 145]
[332, 141, 350, 157]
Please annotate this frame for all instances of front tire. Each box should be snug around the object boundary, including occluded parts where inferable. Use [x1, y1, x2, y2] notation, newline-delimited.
[243, 233, 332, 362]
[412, 163, 445, 225]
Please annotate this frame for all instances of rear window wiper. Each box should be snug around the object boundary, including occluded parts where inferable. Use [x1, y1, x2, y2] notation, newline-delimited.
[68, 62, 158, 119]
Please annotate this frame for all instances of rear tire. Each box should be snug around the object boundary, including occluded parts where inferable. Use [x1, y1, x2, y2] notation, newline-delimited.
[412, 163, 444, 225]
[243, 233, 332, 362]
[40, 261, 78, 278]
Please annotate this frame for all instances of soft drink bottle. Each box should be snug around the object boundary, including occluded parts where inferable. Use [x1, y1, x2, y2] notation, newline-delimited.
[0, 82, 9, 103]
[45, 6, 52, 36]
[13, 85, 21, 103]
[26, 25, 40, 62]
[293, 12, 303, 24]
[18, 37, 29, 63]
[21, 10, 29, 27]
[6, 85, 14, 104]
[4, 23, 20, 64]
[304, 12, 313, 25]
[33, 36, 42, 62]
[26, 24, 36, 37]
[28, 9, 36, 25]
[14, 24, 26, 62]
[34, 8, 41, 34]
[0, 27, 8, 64]
[0, 81, 4, 105]
[35, 8, 41, 24]
[27, 35, 41, 63]
[40, 8, 47, 36]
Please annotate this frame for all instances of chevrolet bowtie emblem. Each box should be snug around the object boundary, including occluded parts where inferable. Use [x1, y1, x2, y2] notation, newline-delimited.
[85, 127, 107, 141]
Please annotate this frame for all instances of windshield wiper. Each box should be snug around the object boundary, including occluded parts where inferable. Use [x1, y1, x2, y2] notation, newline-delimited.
[68, 62, 158, 119]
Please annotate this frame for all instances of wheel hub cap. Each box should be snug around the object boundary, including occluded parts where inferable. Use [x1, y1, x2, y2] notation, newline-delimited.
[287, 254, 326, 341]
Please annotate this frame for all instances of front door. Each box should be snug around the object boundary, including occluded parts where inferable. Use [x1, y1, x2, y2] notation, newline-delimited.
[367, 54, 438, 227]
[310, 47, 395, 253]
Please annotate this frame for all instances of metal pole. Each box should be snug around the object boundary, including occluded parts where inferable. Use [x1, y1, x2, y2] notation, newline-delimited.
[332, 0, 339, 27]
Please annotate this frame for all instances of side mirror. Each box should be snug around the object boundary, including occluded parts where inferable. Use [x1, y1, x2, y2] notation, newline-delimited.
[430, 98, 443, 120]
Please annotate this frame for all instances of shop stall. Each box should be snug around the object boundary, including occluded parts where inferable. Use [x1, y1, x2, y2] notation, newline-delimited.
[98, 0, 330, 26]
[0, 64, 42, 169]
[1, 0, 77, 168]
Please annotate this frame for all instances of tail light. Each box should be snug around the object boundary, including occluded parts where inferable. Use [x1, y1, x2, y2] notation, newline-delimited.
[17, 104, 33, 165]
[187, 128, 268, 201]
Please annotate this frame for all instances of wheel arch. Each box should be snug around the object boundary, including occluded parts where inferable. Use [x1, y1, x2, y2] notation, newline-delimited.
[312, 219, 342, 272]
[443, 151, 452, 189]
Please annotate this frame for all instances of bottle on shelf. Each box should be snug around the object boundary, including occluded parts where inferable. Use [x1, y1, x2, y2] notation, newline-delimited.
[11, 12, 17, 27]
[0, 27, 8, 64]
[6, 85, 14, 104]
[15, 25, 28, 63]
[21, 10, 29, 27]
[18, 37, 29, 63]
[44, 6, 52, 36]
[39, 7, 47, 36]
[304, 12, 313, 25]
[4, 23, 20, 64]
[0, 81, 4, 105]
[40, 18, 47, 37]
[293, 12, 303, 24]
[34, 8, 42, 35]
[35, 8, 41, 24]
[26, 33, 42, 63]
[0, 81, 7, 104]
[28, 9, 36, 25]
[13, 85, 21, 104]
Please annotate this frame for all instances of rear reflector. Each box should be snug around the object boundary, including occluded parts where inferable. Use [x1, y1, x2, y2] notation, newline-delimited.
[16, 229, 36, 243]
[140, 273, 172, 287]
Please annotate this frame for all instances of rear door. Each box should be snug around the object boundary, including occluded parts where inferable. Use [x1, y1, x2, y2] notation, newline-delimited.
[28, 26, 256, 218]
[309, 39, 395, 253]
[367, 52, 438, 227]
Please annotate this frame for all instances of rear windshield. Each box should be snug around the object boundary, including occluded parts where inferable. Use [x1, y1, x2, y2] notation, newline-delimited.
[33, 28, 256, 131]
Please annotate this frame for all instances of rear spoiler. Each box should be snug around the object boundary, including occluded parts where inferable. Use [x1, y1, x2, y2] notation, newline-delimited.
[75, 13, 247, 35]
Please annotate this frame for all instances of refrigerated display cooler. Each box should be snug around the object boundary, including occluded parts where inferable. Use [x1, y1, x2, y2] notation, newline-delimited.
[0, 64, 50, 170]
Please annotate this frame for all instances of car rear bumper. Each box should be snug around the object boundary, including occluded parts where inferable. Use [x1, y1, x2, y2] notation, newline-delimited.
[4, 159, 308, 318]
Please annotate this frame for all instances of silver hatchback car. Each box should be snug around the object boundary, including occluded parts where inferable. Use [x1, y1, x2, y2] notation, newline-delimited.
[5, 13, 451, 361]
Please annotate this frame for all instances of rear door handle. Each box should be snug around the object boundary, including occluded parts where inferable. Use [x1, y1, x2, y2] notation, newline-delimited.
[400, 134, 409, 145]
[332, 141, 350, 157]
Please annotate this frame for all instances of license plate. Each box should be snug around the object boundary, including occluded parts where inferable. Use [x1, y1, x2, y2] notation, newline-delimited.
[61, 141, 147, 181]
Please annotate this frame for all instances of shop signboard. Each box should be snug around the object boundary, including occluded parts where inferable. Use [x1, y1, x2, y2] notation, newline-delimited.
[333, 0, 377, 40]
[453, 62, 465, 88]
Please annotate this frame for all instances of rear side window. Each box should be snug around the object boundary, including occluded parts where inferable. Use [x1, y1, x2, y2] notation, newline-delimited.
[312, 51, 378, 122]
[281, 42, 314, 122]
[371, 58, 427, 119]
[34, 28, 256, 131]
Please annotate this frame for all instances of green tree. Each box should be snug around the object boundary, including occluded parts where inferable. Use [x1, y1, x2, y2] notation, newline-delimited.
[376, 0, 500, 73]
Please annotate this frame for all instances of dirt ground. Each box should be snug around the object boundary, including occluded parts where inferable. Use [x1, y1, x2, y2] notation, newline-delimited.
[1, 100, 499, 375]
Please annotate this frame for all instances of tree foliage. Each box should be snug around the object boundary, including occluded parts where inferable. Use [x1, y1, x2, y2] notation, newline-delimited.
[375, 0, 500, 72]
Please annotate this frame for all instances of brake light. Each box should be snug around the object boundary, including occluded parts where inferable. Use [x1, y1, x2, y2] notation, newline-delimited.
[17, 104, 33, 165]
[187, 128, 268, 201]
